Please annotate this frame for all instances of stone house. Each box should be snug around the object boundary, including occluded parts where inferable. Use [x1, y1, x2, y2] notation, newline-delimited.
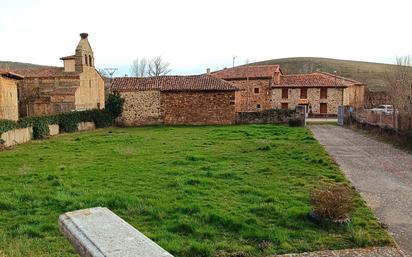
[0, 71, 23, 121]
[111, 75, 238, 125]
[210, 65, 282, 112]
[272, 72, 365, 116]
[7, 33, 104, 117]
[211, 65, 365, 116]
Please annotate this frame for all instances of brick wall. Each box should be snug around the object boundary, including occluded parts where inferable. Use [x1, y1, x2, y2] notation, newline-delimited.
[227, 79, 272, 112]
[117, 91, 162, 126]
[161, 91, 236, 125]
[272, 87, 343, 115]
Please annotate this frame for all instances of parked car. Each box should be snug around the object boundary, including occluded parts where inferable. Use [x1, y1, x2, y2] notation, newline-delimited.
[371, 105, 394, 115]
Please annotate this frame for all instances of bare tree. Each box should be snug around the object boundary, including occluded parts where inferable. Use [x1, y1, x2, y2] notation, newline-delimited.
[130, 56, 171, 77]
[385, 56, 412, 113]
[148, 56, 171, 77]
[130, 58, 150, 77]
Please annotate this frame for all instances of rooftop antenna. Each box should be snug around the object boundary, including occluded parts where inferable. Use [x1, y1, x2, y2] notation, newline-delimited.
[104, 68, 118, 79]
[104, 68, 118, 92]
[232, 56, 237, 67]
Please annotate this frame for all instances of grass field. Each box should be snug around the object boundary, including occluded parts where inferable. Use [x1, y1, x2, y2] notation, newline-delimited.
[0, 125, 391, 257]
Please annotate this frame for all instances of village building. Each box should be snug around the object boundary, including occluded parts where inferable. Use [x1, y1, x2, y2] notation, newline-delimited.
[0, 71, 23, 121]
[8, 33, 104, 117]
[111, 75, 238, 125]
[211, 65, 365, 116]
[210, 65, 282, 112]
[272, 72, 365, 116]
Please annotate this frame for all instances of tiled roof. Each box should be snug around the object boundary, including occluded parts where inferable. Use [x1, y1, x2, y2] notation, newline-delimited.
[211, 65, 281, 79]
[0, 71, 24, 80]
[6, 68, 79, 79]
[60, 55, 76, 60]
[111, 75, 238, 92]
[274, 72, 363, 88]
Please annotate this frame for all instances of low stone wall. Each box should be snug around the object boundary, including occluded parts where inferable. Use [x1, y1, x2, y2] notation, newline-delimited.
[1, 127, 33, 147]
[77, 122, 95, 131]
[49, 124, 60, 136]
[236, 109, 302, 124]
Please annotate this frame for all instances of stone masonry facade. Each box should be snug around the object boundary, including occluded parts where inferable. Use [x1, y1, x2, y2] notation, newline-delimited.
[230, 79, 272, 112]
[0, 74, 21, 121]
[117, 91, 162, 126]
[112, 75, 238, 126]
[5, 33, 104, 118]
[272, 87, 343, 115]
[161, 91, 236, 125]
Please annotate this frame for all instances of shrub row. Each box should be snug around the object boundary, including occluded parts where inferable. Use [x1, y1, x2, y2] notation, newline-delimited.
[0, 109, 113, 140]
[0, 92, 124, 141]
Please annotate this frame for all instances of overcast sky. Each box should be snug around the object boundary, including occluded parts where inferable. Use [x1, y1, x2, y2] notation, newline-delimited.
[1, 0, 411, 76]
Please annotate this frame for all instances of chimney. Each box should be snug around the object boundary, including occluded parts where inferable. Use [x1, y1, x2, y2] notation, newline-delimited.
[80, 33, 89, 39]
[206, 68, 210, 74]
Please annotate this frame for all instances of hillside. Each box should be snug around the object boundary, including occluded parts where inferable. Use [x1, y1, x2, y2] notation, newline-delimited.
[253, 57, 396, 92]
[0, 61, 53, 70]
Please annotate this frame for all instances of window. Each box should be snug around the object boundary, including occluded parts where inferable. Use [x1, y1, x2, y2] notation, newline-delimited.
[281, 103, 288, 109]
[89, 55, 92, 66]
[300, 88, 308, 99]
[282, 88, 288, 99]
[85, 54, 88, 66]
[89, 80, 92, 88]
[320, 88, 328, 99]
[254, 87, 260, 94]
[320, 103, 327, 114]
[256, 104, 261, 109]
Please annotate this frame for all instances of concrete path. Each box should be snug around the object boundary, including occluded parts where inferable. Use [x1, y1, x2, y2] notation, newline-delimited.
[276, 247, 402, 257]
[309, 125, 412, 257]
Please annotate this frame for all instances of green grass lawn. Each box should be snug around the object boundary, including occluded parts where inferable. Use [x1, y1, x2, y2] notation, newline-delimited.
[0, 125, 391, 257]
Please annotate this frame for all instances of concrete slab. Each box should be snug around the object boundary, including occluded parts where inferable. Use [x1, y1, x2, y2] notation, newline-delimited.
[59, 207, 173, 257]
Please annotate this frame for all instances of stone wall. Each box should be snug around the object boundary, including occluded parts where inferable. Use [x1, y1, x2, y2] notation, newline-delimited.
[77, 122, 96, 131]
[272, 87, 343, 115]
[49, 124, 60, 136]
[161, 91, 236, 125]
[228, 78, 272, 112]
[236, 109, 301, 124]
[1, 127, 32, 147]
[344, 85, 366, 109]
[0, 76, 19, 121]
[117, 91, 162, 126]
[17, 77, 80, 117]
[77, 68, 105, 110]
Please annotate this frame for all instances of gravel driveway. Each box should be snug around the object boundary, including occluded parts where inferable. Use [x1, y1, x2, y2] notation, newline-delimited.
[309, 125, 412, 257]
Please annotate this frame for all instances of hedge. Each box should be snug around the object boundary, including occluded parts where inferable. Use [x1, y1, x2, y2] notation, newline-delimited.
[0, 109, 113, 140]
[0, 93, 124, 142]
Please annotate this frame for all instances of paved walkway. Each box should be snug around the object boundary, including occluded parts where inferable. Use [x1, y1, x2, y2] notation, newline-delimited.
[276, 247, 402, 257]
[309, 125, 412, 257]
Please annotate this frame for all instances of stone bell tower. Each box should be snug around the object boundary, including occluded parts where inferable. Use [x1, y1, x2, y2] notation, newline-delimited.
[75, 33, 95, 73]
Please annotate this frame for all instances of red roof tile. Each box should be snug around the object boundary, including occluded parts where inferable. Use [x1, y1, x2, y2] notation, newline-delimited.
[60, 55, 76, 60]
[6, 68, 79, 79]
[111, 75, 238, 92]
[211, 65, 281, 80]
[274, 72, 363, 88]
[0, 71, 24, 80]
